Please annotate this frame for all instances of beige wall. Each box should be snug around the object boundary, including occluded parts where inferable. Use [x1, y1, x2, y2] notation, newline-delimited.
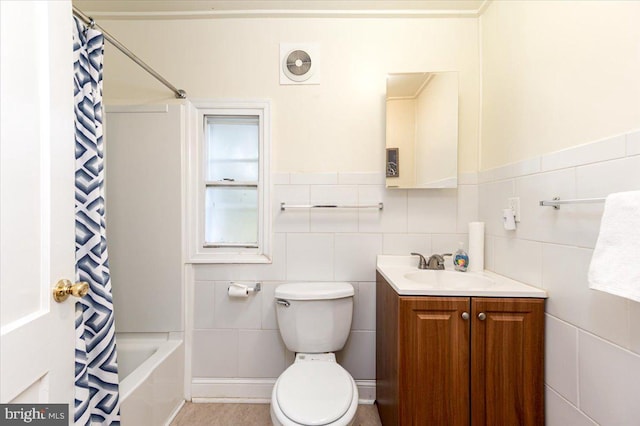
[100, 17, 479, 173]
[480, 0, 640, 170]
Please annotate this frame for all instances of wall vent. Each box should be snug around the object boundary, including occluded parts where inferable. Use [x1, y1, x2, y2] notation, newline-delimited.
[279, 43, 320, 85]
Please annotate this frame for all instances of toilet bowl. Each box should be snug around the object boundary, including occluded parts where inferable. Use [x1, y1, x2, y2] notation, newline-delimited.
[270, 354, 358, 426]
[271, 283, 358, 426]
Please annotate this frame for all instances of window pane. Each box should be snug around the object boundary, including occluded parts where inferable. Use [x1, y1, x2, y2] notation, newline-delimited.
[206, 116, 259, 182]
[204, 186, 258, 246]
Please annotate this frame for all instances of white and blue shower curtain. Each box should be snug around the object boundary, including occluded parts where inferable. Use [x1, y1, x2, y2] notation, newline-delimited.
[73, 17, 120, 425]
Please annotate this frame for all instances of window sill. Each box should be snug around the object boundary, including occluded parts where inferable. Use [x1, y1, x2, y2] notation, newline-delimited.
[186, 253, 272, 264]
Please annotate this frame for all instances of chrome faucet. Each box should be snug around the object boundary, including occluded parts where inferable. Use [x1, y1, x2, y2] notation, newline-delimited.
[411, 252, 452, 270]
[411, 252, 428, 269]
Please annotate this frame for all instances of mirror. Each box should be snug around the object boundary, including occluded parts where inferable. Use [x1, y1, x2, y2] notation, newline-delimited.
[385, 72, 459, 188]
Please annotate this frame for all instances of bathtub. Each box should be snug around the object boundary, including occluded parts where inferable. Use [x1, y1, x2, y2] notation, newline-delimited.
[117, 333, 185, 426]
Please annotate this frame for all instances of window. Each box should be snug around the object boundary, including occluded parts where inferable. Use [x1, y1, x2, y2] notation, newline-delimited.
[187, 101, 271, 263]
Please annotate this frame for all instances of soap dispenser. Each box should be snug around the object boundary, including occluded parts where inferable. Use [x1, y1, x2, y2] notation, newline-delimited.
[454, 242, 469, 272]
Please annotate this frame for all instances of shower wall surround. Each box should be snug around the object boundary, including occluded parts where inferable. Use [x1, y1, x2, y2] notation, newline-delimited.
[478, 129, 640, 426]
[106, 105, 184, 333]
[190, 171, 478, 400]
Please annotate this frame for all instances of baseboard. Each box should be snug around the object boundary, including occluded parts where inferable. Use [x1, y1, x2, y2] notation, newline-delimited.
[191, 378, 376, 404]
[163, 399, 185, 426]
[191, 378, 275, 401]
[355, 380, 376, 403]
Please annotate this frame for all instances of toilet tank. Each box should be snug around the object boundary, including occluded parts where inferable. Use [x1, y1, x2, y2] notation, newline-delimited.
[275, 282, 354, 353]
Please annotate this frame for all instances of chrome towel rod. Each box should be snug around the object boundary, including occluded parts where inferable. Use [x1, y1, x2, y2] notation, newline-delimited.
[281, 202, 383, 211]
[72, 6, 187, 99]
[539, 197, 605, 209]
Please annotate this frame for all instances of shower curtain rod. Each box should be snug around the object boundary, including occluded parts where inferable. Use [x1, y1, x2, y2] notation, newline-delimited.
[72, 6, 187, 99]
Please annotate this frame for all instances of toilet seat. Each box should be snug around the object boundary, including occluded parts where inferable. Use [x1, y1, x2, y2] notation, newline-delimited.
[272, 358, 357, 426]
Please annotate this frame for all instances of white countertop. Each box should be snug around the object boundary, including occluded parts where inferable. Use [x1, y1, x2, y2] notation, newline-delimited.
[377, 255, 548, 298]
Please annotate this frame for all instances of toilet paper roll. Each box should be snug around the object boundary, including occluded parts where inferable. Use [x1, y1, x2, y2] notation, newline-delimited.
[503, 208, 517, 231]
[228, 284, 249, 298]
[468, 222, 485, 272]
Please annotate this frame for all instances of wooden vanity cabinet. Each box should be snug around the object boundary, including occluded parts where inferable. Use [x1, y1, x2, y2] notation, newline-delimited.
[376, 272, 545, 426]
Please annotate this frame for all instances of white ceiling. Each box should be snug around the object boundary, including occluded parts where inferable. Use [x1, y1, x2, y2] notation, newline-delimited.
[73, 0, 488, 17]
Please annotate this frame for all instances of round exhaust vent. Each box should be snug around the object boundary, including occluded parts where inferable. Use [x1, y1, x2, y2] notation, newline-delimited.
[280, 43, 320, 85]
[285, 50, 312, 80]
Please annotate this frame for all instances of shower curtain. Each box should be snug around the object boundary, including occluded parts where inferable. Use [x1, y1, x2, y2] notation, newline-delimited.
[72, 17, 120, 425]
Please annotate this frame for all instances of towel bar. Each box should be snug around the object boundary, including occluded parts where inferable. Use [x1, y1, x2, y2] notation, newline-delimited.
[539, 197, 605, 209]
[280, 202, 383, 211]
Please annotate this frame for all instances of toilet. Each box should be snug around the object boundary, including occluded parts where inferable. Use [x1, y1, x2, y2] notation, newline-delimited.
[271, 282, 359, 426]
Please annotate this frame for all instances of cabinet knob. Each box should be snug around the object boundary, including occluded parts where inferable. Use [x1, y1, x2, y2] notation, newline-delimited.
[478, 312, 487, 321]
[461, 311, 470, 320]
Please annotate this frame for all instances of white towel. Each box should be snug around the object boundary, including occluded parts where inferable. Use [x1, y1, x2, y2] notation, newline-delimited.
[588, 191, 640, 302]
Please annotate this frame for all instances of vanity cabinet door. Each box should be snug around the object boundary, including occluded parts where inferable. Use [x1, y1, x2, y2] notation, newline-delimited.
[399, 297, 470, 426]
[471, 298, 545, 426]
[375, 273, 546, 426]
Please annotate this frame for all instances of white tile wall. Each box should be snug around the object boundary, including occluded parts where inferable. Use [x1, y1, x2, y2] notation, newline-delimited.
[213, 281, 263, 329]
[192, 329, 239, 377]
[479, 129, 640, 425]
[541, 135, 626, 172]
[334, 234, 383, 282]
[238, 330, 288, 378]
[456, 184, 478, 233]
[191, 171, 476, 390]
[407, 189, 458, 233]
[477, 179, 515, 237]
[478, 156, 541, 184]
[432, 234, 468, 258]
[579, 332, 640, 425]
[627, 131, 640, 156]
[338, 171, 385, 185]
[382, 233, 431, 255]
[194, 281, 215, 329]
[310, 185, 359, 232]
[514, 168, 583, 246]
[493, 237, 543, 287]
[274, 185, 310, 233]
[191, 130, 640, 419]
[358, 186, 407, 233]
[352, 282, 376, 331]
[286, 233, 334, 281]
[290, 172, 338, 185]
[336, 330, 376, 380]
[260, 281, 281, 330]
[630, 302, 640, 354]
[546, 387, 597, 426]
[542, 244, 630, 348]
[576, 155, 640, 199]
[545, 315, 578, 405]
[193, 233, 287, 281]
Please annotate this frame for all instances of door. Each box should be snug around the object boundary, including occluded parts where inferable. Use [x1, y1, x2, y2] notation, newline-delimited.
[399, 297, 470, 426]
[1, 0, 77, 415]
[471, 297, 545, 426]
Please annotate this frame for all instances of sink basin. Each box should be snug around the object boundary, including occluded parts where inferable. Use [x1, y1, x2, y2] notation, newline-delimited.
[403, 270, 495, 289]
[376, 255, 547, 297]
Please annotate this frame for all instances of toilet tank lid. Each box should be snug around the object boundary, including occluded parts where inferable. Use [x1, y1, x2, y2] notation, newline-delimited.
[275, 282, 354, 300]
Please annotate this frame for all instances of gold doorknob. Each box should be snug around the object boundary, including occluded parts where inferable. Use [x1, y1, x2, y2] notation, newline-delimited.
[53, 279, 89, 303]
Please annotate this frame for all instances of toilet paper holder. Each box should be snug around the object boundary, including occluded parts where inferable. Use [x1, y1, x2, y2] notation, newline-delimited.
[227, 282, 261, 298]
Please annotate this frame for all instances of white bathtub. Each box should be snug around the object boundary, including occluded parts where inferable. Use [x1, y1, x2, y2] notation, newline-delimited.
[117, 333, 185, 425]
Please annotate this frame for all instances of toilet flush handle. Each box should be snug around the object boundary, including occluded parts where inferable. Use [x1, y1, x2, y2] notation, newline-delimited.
[276, 299, 290, 307]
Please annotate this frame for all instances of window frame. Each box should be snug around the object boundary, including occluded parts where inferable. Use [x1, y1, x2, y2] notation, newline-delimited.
[186, 100, 271, 263]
